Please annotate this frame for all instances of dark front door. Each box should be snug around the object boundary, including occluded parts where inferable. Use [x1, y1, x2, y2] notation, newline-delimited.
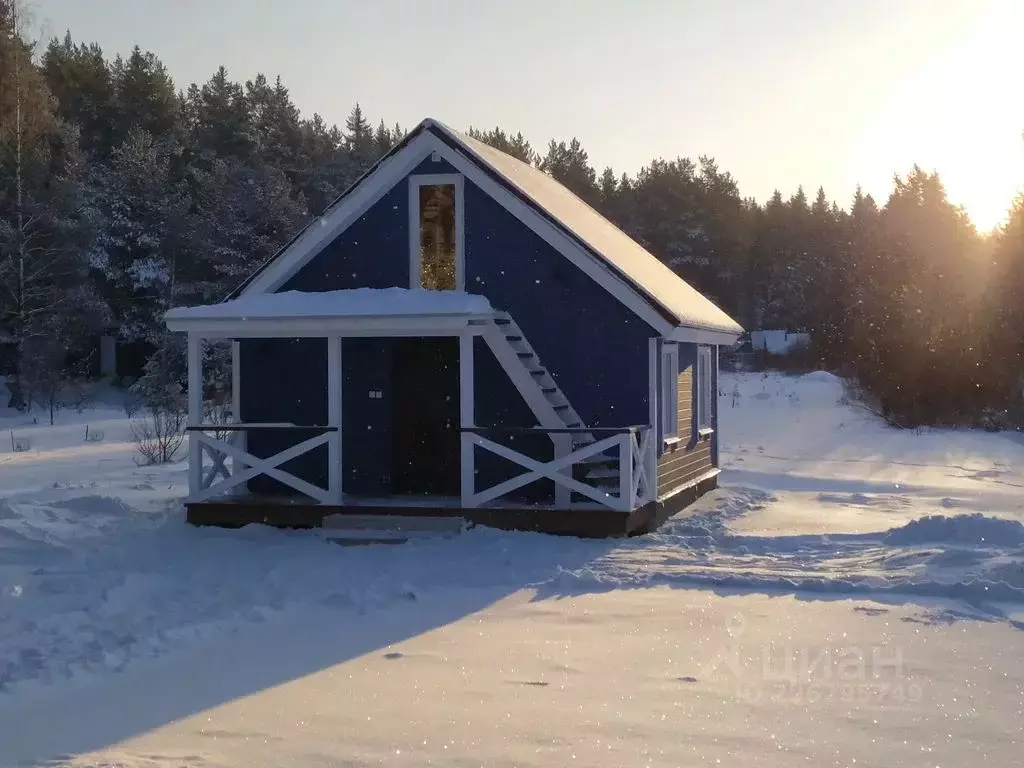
[342, 339, 393, 496]
[391, 338, 460, 497]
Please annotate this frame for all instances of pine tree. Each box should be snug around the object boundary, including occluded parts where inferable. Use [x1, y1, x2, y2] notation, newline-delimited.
[108, 46, 179, 148]
[598, 166, 617, 207]
[41, 34, 115, 157]
[540, 137, 598, 203]
[84, 128, 192, 342]
[246, 74, 302, 176]
[629, 157, 704, 274]
[188, 157, 306, 301]
[373, 119, 392, 157]
[0, 1, 87, 408]
[298, 112, 347, 215]
[467, 126, 538, 165]
[344, 102, 374, 171]
[188, 66, 251, 162]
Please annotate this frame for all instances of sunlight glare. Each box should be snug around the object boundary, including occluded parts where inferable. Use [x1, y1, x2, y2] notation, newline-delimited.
[854, 0, 1023, 231]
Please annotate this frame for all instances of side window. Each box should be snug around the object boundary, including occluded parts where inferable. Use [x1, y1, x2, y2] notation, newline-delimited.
[696, 345, 713, 434]
[660, 345, 679, 442]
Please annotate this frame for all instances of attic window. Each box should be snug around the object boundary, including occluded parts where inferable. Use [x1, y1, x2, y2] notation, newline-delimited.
[410, 174, 463, 291]
[419, 184, 455, 290]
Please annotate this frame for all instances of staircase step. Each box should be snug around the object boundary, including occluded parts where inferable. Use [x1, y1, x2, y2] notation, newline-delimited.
[490, 313, 596, 453]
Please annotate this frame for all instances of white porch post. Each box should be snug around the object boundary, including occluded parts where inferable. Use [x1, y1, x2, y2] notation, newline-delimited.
[230, 340, 244, 488]
[327, 335, 343, 504]
[187, 333, 203, 499]
[459, 333, 475, 507]
[553, 435, 572, 508]
[618, 432, 635, 512]
[647, 337, 660, 504]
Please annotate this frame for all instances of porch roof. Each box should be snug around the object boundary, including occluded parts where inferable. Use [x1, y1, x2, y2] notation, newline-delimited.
[164, 288, 494, 337]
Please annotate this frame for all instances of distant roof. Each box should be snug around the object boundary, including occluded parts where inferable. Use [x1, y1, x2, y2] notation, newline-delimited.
[751, 330, 811, 354]
[229, 118, 742, 339]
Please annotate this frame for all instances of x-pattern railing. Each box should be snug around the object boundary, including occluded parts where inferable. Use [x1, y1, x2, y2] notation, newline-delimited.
[187, 424, 338, 504]
[462, 426, 653, 512]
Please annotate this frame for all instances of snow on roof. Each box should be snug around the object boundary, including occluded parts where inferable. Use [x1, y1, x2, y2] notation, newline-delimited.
[429, 121, 743, 336]
[165, 288, 493, 322]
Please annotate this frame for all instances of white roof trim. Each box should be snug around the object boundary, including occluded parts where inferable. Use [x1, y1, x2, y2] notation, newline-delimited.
[667, 325, 742, 346]
[166, 289, 494, 337]
[168, 316, 488, 339]
[168, 288, 492, 320]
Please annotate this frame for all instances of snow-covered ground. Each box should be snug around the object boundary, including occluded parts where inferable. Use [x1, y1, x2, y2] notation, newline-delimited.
[1, 372, 1023, 766]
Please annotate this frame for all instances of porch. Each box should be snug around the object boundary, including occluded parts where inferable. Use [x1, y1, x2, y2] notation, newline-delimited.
[165, 288, 662, 537]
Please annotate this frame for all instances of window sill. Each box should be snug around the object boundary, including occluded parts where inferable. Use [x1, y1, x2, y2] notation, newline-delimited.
[663, 436, 684, 448]
[696, 427, 715, 439]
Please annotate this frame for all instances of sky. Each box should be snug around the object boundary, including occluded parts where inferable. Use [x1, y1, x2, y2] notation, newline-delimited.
[25, 0, 1024, 231]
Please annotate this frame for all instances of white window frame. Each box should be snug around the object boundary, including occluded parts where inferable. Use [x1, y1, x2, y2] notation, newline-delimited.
[695, 344, 714, 437]
[660, 344, 680, 445]
[408, 173, 465, 292]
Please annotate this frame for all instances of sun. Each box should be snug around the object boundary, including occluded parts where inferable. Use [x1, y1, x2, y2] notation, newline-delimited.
[853, 0, 1023, 233]
[956, 183, 1020, 234]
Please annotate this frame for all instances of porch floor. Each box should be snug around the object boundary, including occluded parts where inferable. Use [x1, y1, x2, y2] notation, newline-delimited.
[184, 475, 717, 538]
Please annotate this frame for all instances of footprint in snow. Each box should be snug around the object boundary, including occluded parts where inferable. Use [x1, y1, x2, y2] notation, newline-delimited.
[853, 606, 889, 616]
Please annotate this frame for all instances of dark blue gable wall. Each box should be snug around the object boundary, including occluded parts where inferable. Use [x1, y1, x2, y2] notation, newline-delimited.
[411, 156, 459, 175]
[463, 179, 652, 427]
[282, 182, 409, 292]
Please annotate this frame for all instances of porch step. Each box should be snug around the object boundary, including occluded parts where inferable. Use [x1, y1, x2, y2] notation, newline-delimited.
[320, 514, 467, 544]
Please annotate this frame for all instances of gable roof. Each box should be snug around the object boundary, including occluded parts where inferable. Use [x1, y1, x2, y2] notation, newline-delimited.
[230, 118, 742, 340]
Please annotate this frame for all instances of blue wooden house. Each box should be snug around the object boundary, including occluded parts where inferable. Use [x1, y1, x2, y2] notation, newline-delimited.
[165, 119, 743, 537]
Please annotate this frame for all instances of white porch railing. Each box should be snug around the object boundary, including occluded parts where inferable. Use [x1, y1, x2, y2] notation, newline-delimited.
[461, 426, 654, 512]
[186, 424, 340, 504]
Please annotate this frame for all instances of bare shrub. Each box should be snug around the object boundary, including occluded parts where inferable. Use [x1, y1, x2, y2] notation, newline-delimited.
[122, 390, 143, 418]
[131, 404, 186, 465]
[67, 383, 95, 414]
[83, 425, 104, 443]
[203, 399, 233, 442]
[9, 431, 31, 452]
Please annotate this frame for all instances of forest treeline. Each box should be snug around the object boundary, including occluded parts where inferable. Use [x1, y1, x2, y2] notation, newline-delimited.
[2, 4, 1023, 426]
